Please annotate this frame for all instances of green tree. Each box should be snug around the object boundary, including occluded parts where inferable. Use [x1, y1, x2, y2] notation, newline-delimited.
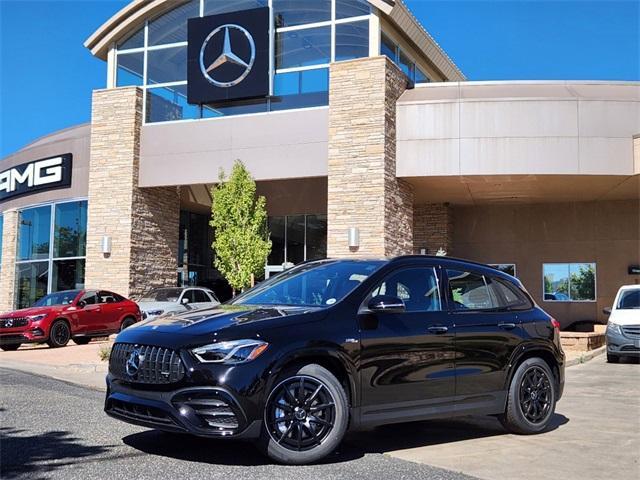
[210, 161, 271, 295]
[570, 264, 595, 301]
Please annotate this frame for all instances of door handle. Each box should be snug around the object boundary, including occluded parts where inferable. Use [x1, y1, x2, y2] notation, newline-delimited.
[498, 322, 516, 330]
[428, 326, 448, 334]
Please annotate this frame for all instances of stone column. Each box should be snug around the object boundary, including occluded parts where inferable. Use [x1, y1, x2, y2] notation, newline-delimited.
[0, 209, 18, 312]
[327, 56, 413, 258]
[413, 203, 454, 255]
[85, 87, 179, 298]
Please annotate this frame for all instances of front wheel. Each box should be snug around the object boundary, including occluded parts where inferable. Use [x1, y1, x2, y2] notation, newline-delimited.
[120, 317, 136, 331]
[259, 364, 349, 465]
[47, 320, 71, 348]
[499, 357, 556, 434]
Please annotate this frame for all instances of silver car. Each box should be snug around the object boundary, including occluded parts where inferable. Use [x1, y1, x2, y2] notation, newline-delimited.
[137, 287, 220, 321]
[604, 285, 640, 363]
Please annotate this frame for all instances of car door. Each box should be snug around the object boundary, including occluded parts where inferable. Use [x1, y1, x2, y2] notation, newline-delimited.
[358, 265, 455, 416]
[190, 289, 213, 310]
[446, 269, 524, 398]
[75, 290, 105, 333]
[98, 291, 124, 331]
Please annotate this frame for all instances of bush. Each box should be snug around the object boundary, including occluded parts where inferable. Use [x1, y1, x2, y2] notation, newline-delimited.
[98, 344, 112, 362]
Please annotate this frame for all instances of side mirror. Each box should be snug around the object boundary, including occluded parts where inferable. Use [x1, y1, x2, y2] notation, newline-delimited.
[603, 307, 612, 315]
[181, 297, 190, 305]
[367, 295, 406, 313]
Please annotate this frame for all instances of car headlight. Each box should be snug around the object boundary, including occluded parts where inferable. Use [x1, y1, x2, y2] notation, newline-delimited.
[27, 314, 47, 322]
[146, 309, 164, 316]
[607, 322, 622, 335]
[191, 339, 269, 364]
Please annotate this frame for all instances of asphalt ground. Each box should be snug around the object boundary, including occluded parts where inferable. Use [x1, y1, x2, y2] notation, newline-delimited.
[0, 368, 476, 480]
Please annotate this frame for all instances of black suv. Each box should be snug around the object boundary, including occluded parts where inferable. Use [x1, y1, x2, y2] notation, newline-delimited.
[105, 256, 565, 464]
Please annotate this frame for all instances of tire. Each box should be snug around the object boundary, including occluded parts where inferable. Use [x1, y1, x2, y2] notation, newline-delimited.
[1, 344, 21, 351]
[607, 353, 619, 363]
[258, 364, 349, 465]
[120, 317, 136, 331]
[72, 337, 91, 345]
[499, 357, 556, 434]
[47, 320, 71, 348]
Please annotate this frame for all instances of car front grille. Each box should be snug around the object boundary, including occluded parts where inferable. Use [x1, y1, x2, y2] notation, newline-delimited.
[109, 343, 185, 384]
[107, 399, 179, 427]
[622, 325, 640, 339]
[0, 317, 29, 328]
[0, 334, 27, 343]
[620, 345, 640, 352]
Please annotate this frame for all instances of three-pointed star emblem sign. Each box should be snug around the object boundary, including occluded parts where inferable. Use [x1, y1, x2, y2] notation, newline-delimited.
[206, 27, 249, 73]
[199, 23, 256, 88]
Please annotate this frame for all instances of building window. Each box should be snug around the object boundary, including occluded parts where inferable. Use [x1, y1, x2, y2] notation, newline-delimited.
[380, 31, 430, 84]
[15, 200, 87, 309]
[543, 263, 596, 302]
[489, 263, 516, 277]
[267, 214, 327, 266]
[113, 0, 372, 124]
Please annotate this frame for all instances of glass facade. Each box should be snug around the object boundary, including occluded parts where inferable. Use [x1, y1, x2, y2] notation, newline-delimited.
[543, 263, 596, 302]
[114, 0, 371, 123]
[267, 214, 327, 266]
[15, 200, 87, 309]
[381, 32, 430, 84]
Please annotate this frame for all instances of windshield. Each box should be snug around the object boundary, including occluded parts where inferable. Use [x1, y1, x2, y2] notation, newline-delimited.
[232, 260, 385, 307]
[33, 290, 80, 307]
[139, 288, 183, 302]
[617, 289, 640, 309]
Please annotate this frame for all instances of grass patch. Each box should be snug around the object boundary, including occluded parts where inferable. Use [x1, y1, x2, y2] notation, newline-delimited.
[98, 344, 112, 362]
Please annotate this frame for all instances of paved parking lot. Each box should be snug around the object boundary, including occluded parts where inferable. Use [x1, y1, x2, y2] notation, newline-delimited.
[1, 355, 638, 480]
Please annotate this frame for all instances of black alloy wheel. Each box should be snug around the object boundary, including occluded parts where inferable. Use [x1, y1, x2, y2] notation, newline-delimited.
[47, 320, 71, 348]
[518, 366, 552, 424]
[266, 375, 336, 451]
[120, 317, 136, 331]
[260, 364, 349, 464]
[499, 357, 556, 434]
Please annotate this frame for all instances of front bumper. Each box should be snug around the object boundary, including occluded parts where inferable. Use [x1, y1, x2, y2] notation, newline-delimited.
[0, 327, 46, 345]
[606, 330, 640, 357]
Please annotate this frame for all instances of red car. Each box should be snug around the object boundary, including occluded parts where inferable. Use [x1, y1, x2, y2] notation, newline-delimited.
[0, 289, 141, 351]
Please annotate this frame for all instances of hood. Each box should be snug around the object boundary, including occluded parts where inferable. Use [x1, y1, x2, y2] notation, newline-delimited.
[0, 305, 65, 318]
[610, 309, 640, 326]
[120, 304, 323, 340]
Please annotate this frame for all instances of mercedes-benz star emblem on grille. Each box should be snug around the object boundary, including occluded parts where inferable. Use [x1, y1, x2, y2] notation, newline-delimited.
[199, 24, 255, 88]
[125, 347, 144, 377]
[5, 319, 13, 328]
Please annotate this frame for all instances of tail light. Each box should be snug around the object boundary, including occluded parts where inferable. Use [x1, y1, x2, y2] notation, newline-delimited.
[550, 318, 561, 330]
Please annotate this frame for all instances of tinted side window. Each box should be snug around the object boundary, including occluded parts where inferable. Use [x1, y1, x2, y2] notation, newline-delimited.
[193, 290, 209, 303]
[370, 267, 442, 312]
[79, 291, 98, 305]
[492, 279, 532, 310]
[99, 291, 118, 303]
[447, 270, 498, 310]
[183, 290, 196, 303]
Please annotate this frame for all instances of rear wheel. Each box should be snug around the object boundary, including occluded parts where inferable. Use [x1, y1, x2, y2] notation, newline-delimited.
[120, 317, 136, 331]
[47, 320, 71, 348]
[72, 337, 91, 345]
[259, 364, 348, 465]
[499, 357, 556, 434]
[1, 344, 21, 351]
[607, 353, 619, 363]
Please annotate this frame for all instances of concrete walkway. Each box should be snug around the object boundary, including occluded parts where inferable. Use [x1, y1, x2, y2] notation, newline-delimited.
[364, 355, 639, 480]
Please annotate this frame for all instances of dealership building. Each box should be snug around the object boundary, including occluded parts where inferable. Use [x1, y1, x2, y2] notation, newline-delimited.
[1, 0, 638, 328]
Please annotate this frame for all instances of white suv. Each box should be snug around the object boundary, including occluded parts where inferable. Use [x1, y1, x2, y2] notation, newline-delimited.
[604, 284, 640, 363]
[137, 287, 220, 321]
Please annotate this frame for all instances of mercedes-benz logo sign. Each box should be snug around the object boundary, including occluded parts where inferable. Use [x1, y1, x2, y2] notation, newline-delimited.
[125, 347, 144, 377]
[199, 24, 255, 88]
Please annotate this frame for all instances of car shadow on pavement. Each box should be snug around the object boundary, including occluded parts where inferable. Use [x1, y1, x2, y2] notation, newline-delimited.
[122, 413, 569, 466]
[0, 427, 116, 480]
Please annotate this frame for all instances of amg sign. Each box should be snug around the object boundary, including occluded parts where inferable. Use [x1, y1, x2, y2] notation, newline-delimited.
[0, 154, 72, 201]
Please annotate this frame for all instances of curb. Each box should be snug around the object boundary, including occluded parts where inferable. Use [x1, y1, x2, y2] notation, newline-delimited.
[565, 345, 606, 367]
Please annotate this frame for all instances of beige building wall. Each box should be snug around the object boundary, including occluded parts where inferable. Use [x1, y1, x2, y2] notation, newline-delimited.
[0, 210, 18, 313]
[327, 56, 413, 258]
[450, 199, 640, 327]
[85, 87, 179, 298]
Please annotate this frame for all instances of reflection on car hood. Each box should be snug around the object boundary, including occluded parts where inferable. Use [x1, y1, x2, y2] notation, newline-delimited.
[127, 305, 321, 336]
[610, 309, 640, 326]
[1, 305, 65, 317]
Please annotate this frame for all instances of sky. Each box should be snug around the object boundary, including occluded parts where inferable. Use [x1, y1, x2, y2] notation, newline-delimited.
[0, 0, 638, 158]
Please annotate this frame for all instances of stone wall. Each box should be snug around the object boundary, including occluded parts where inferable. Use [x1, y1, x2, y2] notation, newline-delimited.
[413, 203, 454, 255]
[85, 87, 179, 298]
[0, 210, 18, 313]
[327, 56, 413, 258]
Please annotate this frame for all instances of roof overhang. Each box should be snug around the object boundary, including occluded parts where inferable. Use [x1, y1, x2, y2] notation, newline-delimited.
[84, 0, 464, 80]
